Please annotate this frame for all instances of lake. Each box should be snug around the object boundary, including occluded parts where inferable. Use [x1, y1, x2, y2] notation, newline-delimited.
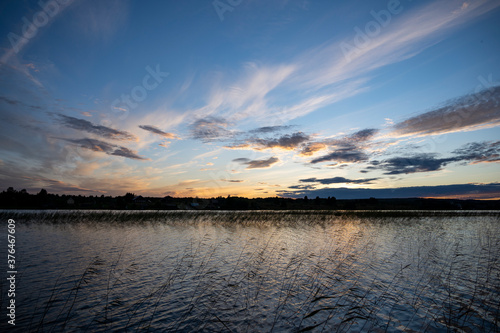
[1, 210, 499, 332]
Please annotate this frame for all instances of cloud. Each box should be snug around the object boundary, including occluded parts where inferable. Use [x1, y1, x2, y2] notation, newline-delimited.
[0, 96, 19, 105]
[0, 161, 99, 194]
[347, 129, 379, 142]
[288, 184, 316, 190]
[139, 125, 180, 139]
[182, 1, 500, 127]
[309, 128, 378, 164]
[232, 157, 279, 169]
[391, 86, 500, 137]
[296, 1, 500, 91]
[311, 148, 369, 164]
[62, 138, 148, 160]
[278, 183, 500, 200]
[159, 142, 171, 148]
[57, 114, 137, 141]
[452, 141, 500, 164]
[70, 0, 129, 42]
[300, 142, 328, 156]
[300, 176, 379, 185]
[1, 1, 77, 64]
[254, 132, 310, 150]
[249, 125, 293, 133]
[0, 95, 42, 110]
[190, 116, 236, 142]
[368, 141, 500, 175]
[373, 154, 456, 175]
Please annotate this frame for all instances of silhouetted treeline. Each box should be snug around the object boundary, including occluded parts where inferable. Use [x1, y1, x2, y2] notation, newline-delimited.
[0, 187, 499, 210]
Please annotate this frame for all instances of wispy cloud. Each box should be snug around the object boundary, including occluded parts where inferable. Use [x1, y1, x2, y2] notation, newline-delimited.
[61, 138, 148, 160]
[194, 0, 500, 126]
[254, 132, 310, 150]
[232, 157, 280, 169]
[311, 149, 369, 164]
[300, 176, 379, 185]
[71, 0, 129, 42]
[367, 141, 500, 174]
[189, 116, 236, 142]
[300, 142, 328, 156]
[452, 141, 500, 164]
[0, 161, 99, 194]
[227, 131, 311, 151]
[250, 125, 295, 133]
[278, 182, 500, 200]
[372, 154, 456, 175]
[309, 128, 378, 164]
[57, 114, 137, 141]
[139, 125, 180, 139]
[391, 86, 500, 138]
[295, 0, 500, 90]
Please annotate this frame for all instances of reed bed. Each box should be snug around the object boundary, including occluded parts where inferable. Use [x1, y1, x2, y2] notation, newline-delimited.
[1, 209, 498, 225]
[1, 210, 499, 332]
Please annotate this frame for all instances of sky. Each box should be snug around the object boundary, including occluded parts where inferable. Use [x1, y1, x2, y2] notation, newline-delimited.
[0, 0, 499, 200]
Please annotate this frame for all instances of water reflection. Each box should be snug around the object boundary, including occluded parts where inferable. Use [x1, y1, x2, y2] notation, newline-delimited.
[1, 211, 499, 332]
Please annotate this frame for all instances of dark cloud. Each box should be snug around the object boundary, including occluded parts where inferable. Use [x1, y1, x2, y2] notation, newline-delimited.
[308, 128, 378, 164]
[391, 86, 500, 137]
[300, 176, 379, 184]
[0, 96, 19, 105]
[254, 132, 310, 150]
[375, 154, 456, 175]
[190, 116, 235, 142]
[0, 95, 42, 109]
[288, 184, 316, 190]
[232, 157, 279, 169]
[225, 130, 310, 151]
[139, 125, 179, 139]
[368, 141, 500, 175]
[452, 141, 500, 164]
[300, 142, 327, 156]
[62, 138, 148, 160]
[278, 183, 500, 200]
[311, 148, 369, 164]
[249, 125, 293, 133]
[57, 114, 137, 141]
[345, 128, 379, 143]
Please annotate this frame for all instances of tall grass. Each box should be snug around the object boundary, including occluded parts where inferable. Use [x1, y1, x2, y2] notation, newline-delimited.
[1, 209, 498, 226]
[1, 210, 499, 332]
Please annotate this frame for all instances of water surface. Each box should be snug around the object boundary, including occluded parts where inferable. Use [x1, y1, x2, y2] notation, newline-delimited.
[1, 210, 499, 332]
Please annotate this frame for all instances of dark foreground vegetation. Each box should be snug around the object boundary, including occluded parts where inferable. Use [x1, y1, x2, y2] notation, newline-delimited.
[1, 187, 499, 210]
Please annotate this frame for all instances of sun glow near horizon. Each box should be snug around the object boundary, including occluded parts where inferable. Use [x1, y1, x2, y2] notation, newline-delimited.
[0, 0, 499, 200]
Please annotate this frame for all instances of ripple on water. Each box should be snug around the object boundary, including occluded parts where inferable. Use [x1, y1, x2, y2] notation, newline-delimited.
[1, 211, 499, 332]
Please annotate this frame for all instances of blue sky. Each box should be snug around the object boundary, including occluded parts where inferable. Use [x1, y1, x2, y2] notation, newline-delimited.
[0, 0, 499, 199]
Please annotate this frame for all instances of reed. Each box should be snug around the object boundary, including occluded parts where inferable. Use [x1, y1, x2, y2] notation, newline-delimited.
[2, 210, 499, 332]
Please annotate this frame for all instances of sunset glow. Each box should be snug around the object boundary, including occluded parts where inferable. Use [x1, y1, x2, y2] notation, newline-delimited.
[1, 0, 499, 199]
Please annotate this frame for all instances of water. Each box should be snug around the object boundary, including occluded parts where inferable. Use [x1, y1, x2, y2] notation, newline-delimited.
[1, 211, 499, 332]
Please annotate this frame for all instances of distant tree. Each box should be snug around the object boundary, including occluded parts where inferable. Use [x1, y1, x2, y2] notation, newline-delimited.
[304, 195, 308, 201]
[315, 196, 321, 205]
[38, 189, 48, 197]
[124, 193, 135, 202]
